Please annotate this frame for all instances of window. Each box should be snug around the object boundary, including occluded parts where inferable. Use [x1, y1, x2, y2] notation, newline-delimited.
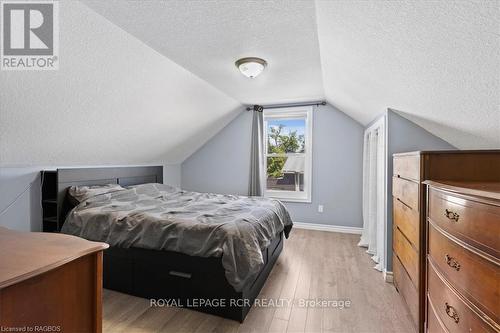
[263, 106, 312, 202]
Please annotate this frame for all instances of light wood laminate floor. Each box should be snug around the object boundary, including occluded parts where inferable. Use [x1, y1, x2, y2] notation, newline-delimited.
[103, 229, 416, 333]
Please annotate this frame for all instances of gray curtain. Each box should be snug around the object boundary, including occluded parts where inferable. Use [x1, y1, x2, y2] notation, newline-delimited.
[248, 110, 264, 196]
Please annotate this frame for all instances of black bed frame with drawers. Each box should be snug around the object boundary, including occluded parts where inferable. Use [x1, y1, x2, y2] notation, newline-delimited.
[41, 166, 286, 322]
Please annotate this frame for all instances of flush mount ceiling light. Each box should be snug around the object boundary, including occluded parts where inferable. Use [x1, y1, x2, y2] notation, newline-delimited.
[235, 57, 267, 79]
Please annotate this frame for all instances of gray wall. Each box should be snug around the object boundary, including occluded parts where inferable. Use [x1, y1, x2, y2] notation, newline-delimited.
[181, 111, 253, 195]
[182, 104, 365, 228]
[0, 164, 181, 232]
[384, 109, 456, 271]
[0, 168, 43, 231]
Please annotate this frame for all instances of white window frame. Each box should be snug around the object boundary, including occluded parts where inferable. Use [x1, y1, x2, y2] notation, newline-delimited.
[263, 106, 313, 203]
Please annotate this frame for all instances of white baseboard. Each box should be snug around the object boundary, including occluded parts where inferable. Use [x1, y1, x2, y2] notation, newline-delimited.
[293, 222, 362, 235]
[383, 270, 393, 283]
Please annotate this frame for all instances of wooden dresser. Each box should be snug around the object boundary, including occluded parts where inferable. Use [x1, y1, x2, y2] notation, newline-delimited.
[424, 181, 499, 333]
[0, 227, 108, 332]
[392, 150, 500, 332]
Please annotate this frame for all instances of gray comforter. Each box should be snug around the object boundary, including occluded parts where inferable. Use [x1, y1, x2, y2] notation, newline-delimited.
[61, 183, 293, 291]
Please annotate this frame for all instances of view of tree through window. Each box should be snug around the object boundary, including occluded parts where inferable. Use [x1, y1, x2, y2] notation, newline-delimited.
[266, 119, 306, 192]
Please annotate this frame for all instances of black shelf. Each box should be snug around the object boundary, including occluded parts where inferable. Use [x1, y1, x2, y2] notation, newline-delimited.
[42, 199, 57, 204]
[41, 170, 60, 232]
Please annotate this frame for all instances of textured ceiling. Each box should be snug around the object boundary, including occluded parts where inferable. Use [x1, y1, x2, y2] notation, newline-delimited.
[83, 0, 500, 149]
[82, 0, 324, 105]
[0, 1, 240, 166]
[316, 0, 500, 149]
[2, 0, 497, 168]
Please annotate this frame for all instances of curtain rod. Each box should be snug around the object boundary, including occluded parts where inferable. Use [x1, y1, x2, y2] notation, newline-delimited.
[245, 100, 326, 111]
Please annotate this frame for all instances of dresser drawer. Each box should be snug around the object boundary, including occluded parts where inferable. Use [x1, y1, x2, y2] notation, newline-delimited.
[427, 297, 448, 333]
[427, 262, 496, 333]
[393, 197, 420, 250]
[394, 154, 421, 181]
[393, 176, 420, 211]
[394, 226, 419, 287]
[394, 255, 419, 326]
[428, 188, 500, 258]
[428, 222, 500, 321]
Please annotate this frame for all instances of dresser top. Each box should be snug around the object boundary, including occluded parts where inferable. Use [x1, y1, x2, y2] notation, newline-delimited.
[0, 227, 108, 289]
[424, 180, 500, 201]
[393, 149, 500, 157]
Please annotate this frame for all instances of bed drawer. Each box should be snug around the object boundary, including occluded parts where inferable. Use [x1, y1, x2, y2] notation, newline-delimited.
[394, 255, 419, 327]
[394, 154, 421, 182]
[393, 176, 419, 211]
[428, 222, 500, 321]
[427, 261, 496, 333]
[393, 197, 420, 250]
[269, 232, 283, 259]
[103, 247, 134, 293]
[393, 226, 419, 286]
[428, 188, 500, 258]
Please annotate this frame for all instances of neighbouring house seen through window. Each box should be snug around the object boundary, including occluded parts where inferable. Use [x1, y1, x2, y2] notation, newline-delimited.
[263, 106, 312, 202]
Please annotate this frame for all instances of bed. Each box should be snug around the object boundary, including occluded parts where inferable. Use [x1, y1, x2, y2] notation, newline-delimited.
[51, 166, 292, 322]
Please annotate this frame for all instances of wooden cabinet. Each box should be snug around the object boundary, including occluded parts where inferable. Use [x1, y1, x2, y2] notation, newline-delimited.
[393, 197, 420, 250]
[392, 150, 500, 332]
[428, 222, 498, 315]
[424, 182, 500, 333]
[427, 260, 495, 333]
[0, 227, 108, 332]
[428, 187, 499, 257]
[393, 153, 423, 331]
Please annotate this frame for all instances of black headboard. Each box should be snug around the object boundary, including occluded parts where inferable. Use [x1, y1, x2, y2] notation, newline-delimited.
[56, 166, 163, 226]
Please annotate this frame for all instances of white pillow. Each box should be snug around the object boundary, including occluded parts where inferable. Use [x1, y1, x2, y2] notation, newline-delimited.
[68, 184, 125, 203]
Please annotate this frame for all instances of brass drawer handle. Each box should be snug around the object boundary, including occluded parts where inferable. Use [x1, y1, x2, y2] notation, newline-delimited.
[445, 254, 461, 271]
[444, 209, 460, 222]
[445, 302, 460, 323]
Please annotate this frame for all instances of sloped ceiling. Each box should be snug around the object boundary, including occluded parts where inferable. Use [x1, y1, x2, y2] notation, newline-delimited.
[83, 0, 500, 150]
[82, 0, 324, 105]
[1, 0, 498, 168]
[316, 0, 499, 148]
[0, 0, 240, 166]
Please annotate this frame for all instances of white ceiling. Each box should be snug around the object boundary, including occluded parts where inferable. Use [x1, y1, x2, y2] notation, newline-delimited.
[0, 0, 240, 166]
[82, 0, 325, 106]
[315, 0, 500, 149]
[83, 0, 500, 149]
[3, 0, 496, 168]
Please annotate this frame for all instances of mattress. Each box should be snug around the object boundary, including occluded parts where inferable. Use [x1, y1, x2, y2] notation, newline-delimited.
[61, 183, 293, 291]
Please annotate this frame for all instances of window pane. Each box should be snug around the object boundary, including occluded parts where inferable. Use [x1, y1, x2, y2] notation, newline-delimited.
[267, 119, 306, 154]
[266, 156, 305, 192]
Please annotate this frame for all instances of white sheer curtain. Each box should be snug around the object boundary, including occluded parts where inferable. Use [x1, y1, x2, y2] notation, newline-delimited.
[358, 121, 386, 272]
